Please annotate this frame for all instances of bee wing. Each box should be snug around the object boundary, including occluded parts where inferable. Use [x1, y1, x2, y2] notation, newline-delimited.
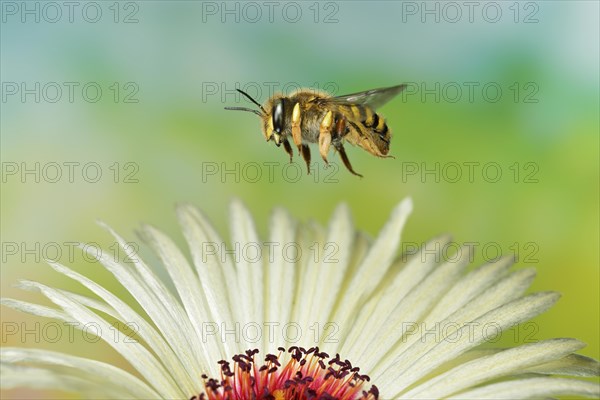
[325, 84, 407, 110]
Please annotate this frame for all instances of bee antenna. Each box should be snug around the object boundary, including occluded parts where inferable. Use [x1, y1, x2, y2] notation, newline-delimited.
[236, 89, 266, 114]
[224, 107, 263, 117]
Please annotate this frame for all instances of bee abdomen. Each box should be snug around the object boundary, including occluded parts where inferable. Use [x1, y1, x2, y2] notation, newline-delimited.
[377, 122, 390, 144]
[362, 111, 390, 141]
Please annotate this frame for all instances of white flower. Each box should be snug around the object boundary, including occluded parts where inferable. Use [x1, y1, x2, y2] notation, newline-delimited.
[1, 198, 598, 399]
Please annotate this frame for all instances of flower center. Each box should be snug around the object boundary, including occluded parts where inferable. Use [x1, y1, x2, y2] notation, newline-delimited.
[191, 346, 379, 400]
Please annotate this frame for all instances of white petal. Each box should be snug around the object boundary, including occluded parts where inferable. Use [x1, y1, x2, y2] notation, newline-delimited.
[264, 206, 297, 351]
[1, 298, 71, 322]
[523, 353, 600, 377]
[61, 289, 118, 316]
[425, 255, 515, 324]
[1, 363, 136, 399]
[45, 260, 197, 394]
[7, 264, 202, 396]
[322, 230, 372, 354]
[331, 198, 413, 342]
[1, 348, 159, 399]
[96, 224, 210, 377]
[380, 291, 560, 395]
[446, 377, 600, 399]
[374, 266, 537, 382]
[403, 338, 587, 398]
[360, 242, 472, 371]
[312, 204, 355, 343]
[14, 280, 183, 399]
[176, 204, 238, 355]
[342, 234, 452, 359]
[141, 224, 223, 367]
[13, 282, 120, 318]
[290, 219, 326, 347]
[229, 199, 263, 347]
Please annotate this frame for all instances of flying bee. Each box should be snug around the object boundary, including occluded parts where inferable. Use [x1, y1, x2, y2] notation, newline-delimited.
[225, 84, 406, 177]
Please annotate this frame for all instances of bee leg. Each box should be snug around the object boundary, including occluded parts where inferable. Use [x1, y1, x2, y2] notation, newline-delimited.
[334, 141, 363, 178]
[282, 139, 293, 163]
[319, 111, 334, 166]
[301, 144, 311, 174]
[291, 103, 303, 154]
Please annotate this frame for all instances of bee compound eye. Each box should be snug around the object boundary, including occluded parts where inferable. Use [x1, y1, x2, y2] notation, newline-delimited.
[272, 100, 284, 133]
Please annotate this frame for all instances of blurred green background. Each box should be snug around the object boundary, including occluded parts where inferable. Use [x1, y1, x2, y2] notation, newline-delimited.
[1, 1, 598, 398]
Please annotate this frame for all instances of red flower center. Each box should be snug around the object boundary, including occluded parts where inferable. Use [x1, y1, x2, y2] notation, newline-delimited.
[191, 346, 379, 400]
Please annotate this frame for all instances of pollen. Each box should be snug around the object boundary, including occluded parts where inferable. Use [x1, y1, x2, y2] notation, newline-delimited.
[190, 347, 379, 400]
